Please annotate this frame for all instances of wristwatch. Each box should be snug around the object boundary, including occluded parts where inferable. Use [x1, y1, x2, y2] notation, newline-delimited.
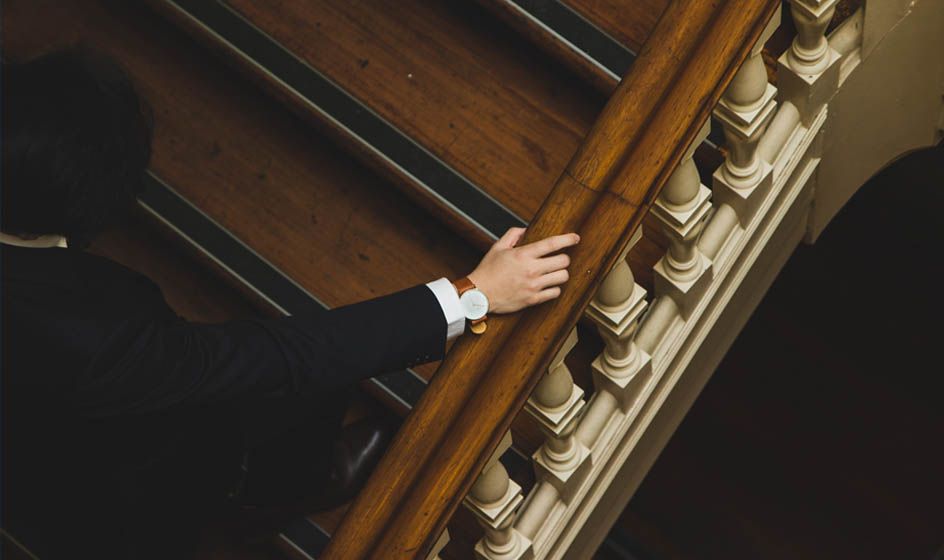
[453, 277, 489, 334]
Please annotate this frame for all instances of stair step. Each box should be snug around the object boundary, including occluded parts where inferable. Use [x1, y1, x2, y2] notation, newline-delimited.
[561, 0, 666, 53]
[145, 0, 674, 293]
[478, 0, 790, 95]
[148, 0, 606, 246]
[477, 0, 664, 91]
[475, 0, 742, 154]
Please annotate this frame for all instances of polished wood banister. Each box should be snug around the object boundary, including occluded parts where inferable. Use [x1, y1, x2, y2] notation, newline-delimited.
[323, 1, 780, 558]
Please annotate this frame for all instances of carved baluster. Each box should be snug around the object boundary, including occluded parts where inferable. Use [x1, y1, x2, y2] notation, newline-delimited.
[525, 328, 591, 503]
[463, 432, 533, 560]
[787, 0, 838, 75]
[652, 120, 713, 318]
[584, 230, 651, 416]
[779, 0, 841, 124]
[713, 7, 781, 226]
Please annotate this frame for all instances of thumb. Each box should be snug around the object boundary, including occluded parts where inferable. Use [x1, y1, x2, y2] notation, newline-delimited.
[496, 227, 526, 249]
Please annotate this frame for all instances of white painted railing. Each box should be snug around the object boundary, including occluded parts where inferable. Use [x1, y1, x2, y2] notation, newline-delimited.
[457, 0, 943, 557]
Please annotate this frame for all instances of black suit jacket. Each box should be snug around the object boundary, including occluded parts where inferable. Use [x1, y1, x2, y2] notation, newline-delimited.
[1, 243, 447, 558]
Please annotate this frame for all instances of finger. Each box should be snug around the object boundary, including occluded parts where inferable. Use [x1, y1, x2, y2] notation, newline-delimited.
[496, 227, 527, 249]
[535, 253, 570, 275]
[537, 269, 569, 288]
[521, 233, 580, 258]
[530, 286, 562, 305]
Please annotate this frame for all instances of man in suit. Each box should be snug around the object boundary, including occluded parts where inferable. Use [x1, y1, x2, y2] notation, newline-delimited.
[1, 50, 578, 558]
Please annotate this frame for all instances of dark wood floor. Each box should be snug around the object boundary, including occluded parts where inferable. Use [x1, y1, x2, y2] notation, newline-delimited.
[603, 143, 944, 559]
[225, 0, 603, 220]
[561, 0, 667, 53]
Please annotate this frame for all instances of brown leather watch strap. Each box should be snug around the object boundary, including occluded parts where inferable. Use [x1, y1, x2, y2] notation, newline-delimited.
[452, 276, 476, 295]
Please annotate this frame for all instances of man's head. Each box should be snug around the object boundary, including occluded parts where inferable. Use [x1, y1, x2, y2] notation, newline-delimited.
[2, 48, 152, 246]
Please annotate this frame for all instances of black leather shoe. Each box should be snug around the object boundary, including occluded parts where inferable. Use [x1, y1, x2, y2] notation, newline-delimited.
[316, 416, 396, 510]
[226, 416, 397, 542]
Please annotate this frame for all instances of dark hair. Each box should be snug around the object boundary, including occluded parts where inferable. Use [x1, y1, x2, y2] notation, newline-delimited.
[1, 48, 152, 246]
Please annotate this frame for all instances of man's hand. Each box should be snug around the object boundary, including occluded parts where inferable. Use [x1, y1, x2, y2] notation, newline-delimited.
[466, 227, 580, 314]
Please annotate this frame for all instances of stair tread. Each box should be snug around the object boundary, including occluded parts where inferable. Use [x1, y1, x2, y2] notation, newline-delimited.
[2, 1, 480, 304]
[482, 0, 796, 101]
[562, 0, 668, 54]
[186, 0, 605, 226]
[148, 0, 672, 292]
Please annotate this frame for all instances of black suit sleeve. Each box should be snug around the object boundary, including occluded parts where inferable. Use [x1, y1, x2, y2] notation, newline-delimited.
[77, 285, 446, 417]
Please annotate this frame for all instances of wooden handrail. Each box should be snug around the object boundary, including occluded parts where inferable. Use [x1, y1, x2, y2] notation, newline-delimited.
[323, 1, 780, 558]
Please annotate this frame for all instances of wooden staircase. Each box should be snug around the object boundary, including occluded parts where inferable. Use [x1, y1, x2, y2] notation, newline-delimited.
[5, 0, 940, 558]
[3, 1, 622, 555]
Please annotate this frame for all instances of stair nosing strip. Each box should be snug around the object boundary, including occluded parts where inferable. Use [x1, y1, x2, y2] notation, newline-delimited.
[500, 1, 723, 151]
[278, 517, 331, 559]
[503, 0, 636, 80]
[160, 0, 527, 240]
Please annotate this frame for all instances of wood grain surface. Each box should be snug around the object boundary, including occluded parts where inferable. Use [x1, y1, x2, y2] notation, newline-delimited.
[563, 0, 669, 52]
[164, 0, 604, 226]
[322, 1, 780, 558]
[146, 0, 673, 284]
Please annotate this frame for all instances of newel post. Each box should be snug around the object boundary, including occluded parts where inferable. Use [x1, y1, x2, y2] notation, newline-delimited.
[463, 432, 533, 560]
[779, 0, 840, 124]
[525, 328, 592, 503]
[713, 6, 781, 226]
[652, 121, 713, 318]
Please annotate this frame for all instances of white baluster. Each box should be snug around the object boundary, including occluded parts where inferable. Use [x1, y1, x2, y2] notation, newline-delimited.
[652, 120, 713, 318]
[463, 432, 533, 560]
[713, 6, 780, 226]
[584, 230, 651, 415]
[525, 328, 591, 503]
[778, 0, 841, 124]
[787, 0, 837, 75]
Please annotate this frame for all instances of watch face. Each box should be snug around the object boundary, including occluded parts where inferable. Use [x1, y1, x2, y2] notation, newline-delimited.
[460, 289, 489, 321]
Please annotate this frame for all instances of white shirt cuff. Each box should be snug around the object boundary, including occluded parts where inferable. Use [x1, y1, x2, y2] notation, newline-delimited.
[426, 278, 465, 340]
